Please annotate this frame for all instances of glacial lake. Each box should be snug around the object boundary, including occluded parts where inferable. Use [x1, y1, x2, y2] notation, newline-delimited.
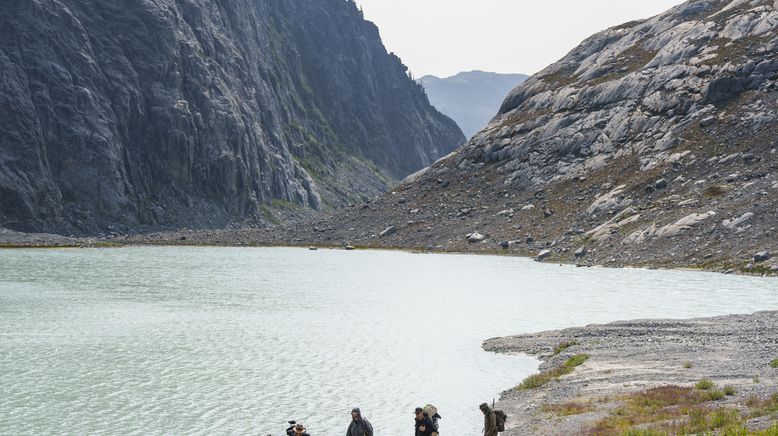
[1, 247, 778, 435]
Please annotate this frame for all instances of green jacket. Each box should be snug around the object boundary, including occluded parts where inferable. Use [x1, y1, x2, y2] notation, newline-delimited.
[483, 408, 498, 436]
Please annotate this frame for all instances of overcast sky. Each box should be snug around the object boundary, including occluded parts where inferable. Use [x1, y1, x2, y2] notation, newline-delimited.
[356, 0, 686, 78]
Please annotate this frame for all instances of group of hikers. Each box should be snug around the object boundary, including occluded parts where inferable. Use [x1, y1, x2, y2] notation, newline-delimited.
[272, 402, 506, 435]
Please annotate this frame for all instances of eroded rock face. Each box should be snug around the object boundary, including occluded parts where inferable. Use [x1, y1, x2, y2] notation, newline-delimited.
[467, 0, 778, 186]
[0, 0, 464, 233]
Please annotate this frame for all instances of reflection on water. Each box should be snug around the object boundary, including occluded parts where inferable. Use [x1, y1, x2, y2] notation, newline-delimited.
[1, 247, 777, 435]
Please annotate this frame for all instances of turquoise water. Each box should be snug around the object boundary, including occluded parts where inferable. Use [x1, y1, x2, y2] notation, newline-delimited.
[1, 247, 777, 435]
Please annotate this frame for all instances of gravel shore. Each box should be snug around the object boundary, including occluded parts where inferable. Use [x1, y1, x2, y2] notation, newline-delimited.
[484, 311, 778, 434]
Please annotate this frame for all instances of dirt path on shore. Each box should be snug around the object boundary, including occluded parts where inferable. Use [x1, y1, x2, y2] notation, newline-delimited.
[484, 311, 778, 435]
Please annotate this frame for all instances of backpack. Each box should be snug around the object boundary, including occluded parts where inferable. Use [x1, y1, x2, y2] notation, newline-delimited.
[423, 404, 441, 432]
[493, 409, 507, 432]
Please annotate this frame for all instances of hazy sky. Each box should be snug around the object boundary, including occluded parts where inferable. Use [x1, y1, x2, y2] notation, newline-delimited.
[356, 0, 686, 78]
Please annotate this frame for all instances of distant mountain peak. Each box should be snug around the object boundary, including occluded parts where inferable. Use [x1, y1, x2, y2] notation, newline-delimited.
[419, 71, 528, 138]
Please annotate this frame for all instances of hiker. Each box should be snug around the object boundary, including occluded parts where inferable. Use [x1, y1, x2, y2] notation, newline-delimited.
[479, 403, 498, 436]
[292, 423, 311, 436]
[423, 404, 442, 434]
[346, 407, 374, 436]
[414, 407, 436, 436]
[286, 421, 297, 436]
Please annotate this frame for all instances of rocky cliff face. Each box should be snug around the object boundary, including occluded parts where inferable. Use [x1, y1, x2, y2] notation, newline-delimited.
[288, 0, 778, 272]
[0, 0, 464, 233]
[419, 71, 528, 138]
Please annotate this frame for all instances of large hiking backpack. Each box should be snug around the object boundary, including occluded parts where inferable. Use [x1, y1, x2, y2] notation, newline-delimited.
[493, 409, 507, 432]
[423, 404, 441, 433]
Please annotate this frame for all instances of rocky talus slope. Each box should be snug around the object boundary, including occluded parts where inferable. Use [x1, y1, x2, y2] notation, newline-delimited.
[276, 0, 778, 273]
[0, 0, 463, 234]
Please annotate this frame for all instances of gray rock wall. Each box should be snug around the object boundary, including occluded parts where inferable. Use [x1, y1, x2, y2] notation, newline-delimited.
[0, 0, 464, 233]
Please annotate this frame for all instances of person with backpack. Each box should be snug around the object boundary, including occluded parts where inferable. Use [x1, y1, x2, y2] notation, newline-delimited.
[422, 404, 441, 435]
[292, 423, 311, 436]
[286, 421, 297, 436]
[346, 407, 374, 436]
[479, 403, 507, 435]
[414, 407, 436, 436]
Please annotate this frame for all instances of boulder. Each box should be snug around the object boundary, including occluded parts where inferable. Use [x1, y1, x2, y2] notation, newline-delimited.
[754, 251, 771, 263]
[467, 232, 485, 243]
[585, 208, 642, 242]
[699, 116, 717, 127]
[574, 246, 588, 258]
[722, 212, 754, 230]
[379, 226, 397, 238]
[536, 249, 552, 261]
[655, 211, 716, 238]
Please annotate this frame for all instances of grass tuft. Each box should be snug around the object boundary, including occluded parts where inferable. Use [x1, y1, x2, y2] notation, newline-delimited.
[683, 361, 693, 369]
[517, 354, 590, 390]
[695, 379, 715, 390]
[704, 390, 725, 401]
[723, 385, 736, 396]
[552, 340, 579, 356]
[770, 358, 778, 368]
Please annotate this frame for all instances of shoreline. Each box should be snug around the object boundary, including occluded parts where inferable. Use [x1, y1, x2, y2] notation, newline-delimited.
[485, 311, 778, 435]
[1, 228, 775, 279]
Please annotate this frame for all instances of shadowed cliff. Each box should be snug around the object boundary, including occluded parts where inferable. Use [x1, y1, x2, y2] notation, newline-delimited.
[0, 0, 464, 233]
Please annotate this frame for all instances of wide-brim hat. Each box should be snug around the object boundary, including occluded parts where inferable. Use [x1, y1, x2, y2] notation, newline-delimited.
[294, 423, 306, 432]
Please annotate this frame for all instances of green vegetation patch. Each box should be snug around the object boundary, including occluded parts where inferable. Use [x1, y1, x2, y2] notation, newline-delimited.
[552, 340, 579, 356]
[518, 354, 589, 390]
[695, 379, 715, 390]
[770, 359, 778, 369]
[589, 386, 778, 435]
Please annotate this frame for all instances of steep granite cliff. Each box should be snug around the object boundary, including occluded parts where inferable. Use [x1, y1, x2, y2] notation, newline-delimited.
[283, 0, 778, 272]
[0, 0, 464, 233]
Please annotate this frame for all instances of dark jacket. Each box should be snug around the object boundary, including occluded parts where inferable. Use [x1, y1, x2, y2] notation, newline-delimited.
[347, 418, 373, 436]
[415, 415, 436, 436]
[482, 407, 498, 436]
